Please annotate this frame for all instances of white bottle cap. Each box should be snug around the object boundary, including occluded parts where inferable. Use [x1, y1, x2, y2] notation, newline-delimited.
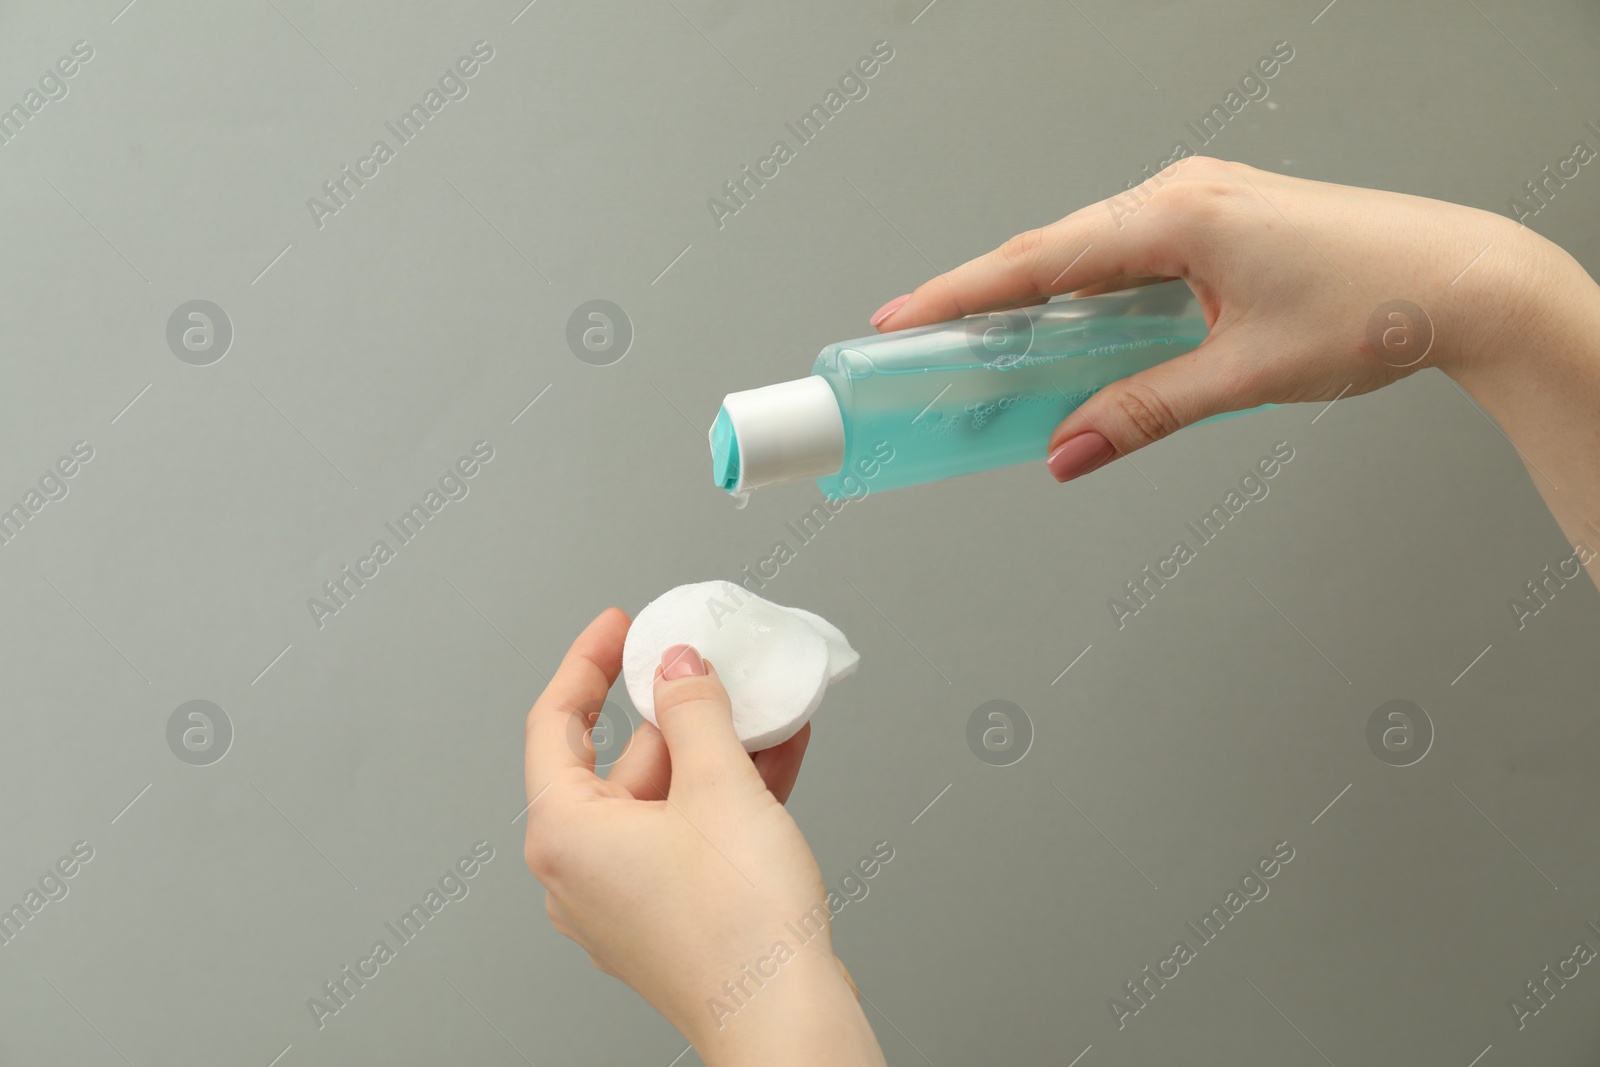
[711, 376, 845, 494]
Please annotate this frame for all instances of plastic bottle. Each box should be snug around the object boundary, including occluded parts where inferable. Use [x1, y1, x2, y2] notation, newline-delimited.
[710, 279, 1251, 499]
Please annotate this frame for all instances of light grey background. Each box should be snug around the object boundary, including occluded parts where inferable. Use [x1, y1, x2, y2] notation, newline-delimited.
[2, 0, 1598, 1064]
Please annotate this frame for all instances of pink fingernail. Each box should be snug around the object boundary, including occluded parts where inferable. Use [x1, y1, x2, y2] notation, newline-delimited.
[869, 293, 911, 328]
[1046, 432, 1117, 482]
[660, 644, 706, 680]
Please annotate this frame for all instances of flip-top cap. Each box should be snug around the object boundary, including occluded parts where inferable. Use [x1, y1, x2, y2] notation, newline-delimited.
[710, 376, 845, 494]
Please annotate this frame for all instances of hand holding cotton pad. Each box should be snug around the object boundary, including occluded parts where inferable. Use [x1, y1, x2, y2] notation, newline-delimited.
[622, 581, 859, 752]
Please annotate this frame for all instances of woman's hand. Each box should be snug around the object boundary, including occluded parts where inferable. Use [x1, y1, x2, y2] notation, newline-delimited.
[523, 608, 885, 1066]
[870, 156, 1600, 583]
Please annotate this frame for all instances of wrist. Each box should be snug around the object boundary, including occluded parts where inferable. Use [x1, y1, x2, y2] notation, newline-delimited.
[1426, 212, 1600, 573]
[689, 950, 883, 1067]
[1436, 212, 1600, 386]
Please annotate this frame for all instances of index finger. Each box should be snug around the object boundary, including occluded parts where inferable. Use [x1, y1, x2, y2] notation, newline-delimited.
[525, 606, 631, 804]
[878, 166, 1191, 331]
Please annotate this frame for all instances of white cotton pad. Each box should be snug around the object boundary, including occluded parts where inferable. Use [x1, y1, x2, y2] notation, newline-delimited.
[622, 580, 858, 752]
[781, 606, 861, 682]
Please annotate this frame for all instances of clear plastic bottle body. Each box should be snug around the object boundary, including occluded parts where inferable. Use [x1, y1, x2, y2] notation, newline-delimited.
[811, 280, 1209, 498]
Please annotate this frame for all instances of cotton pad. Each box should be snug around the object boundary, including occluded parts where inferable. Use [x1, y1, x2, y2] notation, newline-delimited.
[622, 580, 858, 752]
[780, 606, 860, 682]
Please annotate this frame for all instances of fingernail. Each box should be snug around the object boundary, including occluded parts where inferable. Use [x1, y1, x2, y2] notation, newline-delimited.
[1046, 432, 1117, 482]
[869, 293, 911, 328]
[660, 644, 706, 680]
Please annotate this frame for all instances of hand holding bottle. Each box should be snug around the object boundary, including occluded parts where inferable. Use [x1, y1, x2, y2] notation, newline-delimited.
[872, 156, 1600, 583]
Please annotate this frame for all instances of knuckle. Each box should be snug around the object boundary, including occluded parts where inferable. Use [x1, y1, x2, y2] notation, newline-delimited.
[1156, 177, 1220, 220]
[523, 836, 548, 879]
[1151, 165, 1247, 228]
[998, 227, 1047, 266]
[655, 673, 726, 711]
[1111, 382, 1182, 445]
[1181, 154, 1229, 177]
[523, 823, 567, 883]
[543, 893, 573, 939]
[526, 697, 592, 742]
[1150, 154, 1195, 184]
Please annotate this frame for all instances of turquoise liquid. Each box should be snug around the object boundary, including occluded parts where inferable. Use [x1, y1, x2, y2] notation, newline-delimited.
[811, 281, 1215, 498]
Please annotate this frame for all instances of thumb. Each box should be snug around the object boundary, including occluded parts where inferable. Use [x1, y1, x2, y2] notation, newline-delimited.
[652, 645, 762, 801]
[1044, 338, 1257, 482]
